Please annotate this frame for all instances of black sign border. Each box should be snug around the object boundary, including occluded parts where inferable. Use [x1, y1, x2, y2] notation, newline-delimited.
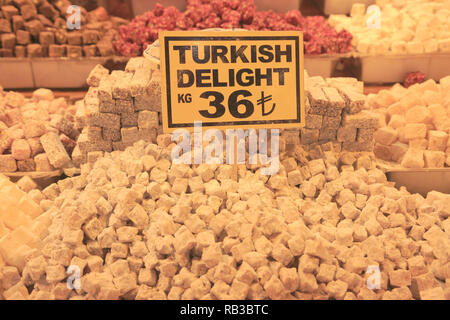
[164, 35, 302, 129]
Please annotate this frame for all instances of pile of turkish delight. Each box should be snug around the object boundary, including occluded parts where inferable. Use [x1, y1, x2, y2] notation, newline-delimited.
[368, 76, 450, 168]
[1, 137, 449, 300]
[302, 75, 379, 153]
[0, 87, 78, 172]
[73, 59, 162, 165]
[329, 1, 450, 55]
[0, 0, 127, 58]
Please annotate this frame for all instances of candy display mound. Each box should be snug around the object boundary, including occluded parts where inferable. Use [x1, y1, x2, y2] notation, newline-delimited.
[114, 0, 353, 57]
[330, 2, 450, 56]
[1, 137, 450, 300]
[0, 87, 79, 173]
[0, 1, 127, 58]
[368, 76, 450, 168]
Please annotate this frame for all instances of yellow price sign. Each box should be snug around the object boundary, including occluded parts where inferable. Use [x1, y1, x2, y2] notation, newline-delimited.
[159, 31, 305, 132]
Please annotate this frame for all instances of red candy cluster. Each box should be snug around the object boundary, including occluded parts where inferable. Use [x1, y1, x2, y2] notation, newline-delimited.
[404, 71, 426, 88]
[114, 0, 353, 57]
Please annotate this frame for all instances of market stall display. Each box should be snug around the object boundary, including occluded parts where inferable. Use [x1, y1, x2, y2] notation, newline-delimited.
[72, 58, 161, 165]
[368, 77, 450, 168]
[329, 1, 450, 56]
[114, 0, 353, 57]
[0, 87, 79, 173]
[0, 0, 126, 58]
[0, 0, 450, 302]
[0, 174, 50, 272]
[328, 1, 450, 83]
[1, 135, 449, 299]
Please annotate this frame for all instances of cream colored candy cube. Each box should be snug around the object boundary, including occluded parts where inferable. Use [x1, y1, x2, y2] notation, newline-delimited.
[389, 114, 406, 129]
[422, 90, 441, 106]
[404, 123, 427, 140]
[405, 106, 432, 124]
[438, 39, 450, 52]
[390, 142, 409, 163]
[357, 41, 370, 54]
[407, 41, 424, 54]
[424, 39, 439, 53]
[440, 75, 450, 89]
[424, 150, 445, 168]
[428, 130, 448, 151]
[374, 127, 398, 146]
[351, 3, 366, 17]
[391, 41, 407, 54]
[409, 139, 428, 150]
[401, 148, 425, 168]
[374, 90, 397, 109]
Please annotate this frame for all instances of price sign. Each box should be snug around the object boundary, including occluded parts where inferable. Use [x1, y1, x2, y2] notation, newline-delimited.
[159, 31, 305, 132]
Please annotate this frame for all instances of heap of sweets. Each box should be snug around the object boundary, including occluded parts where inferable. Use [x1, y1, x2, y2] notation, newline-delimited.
[0, 174, 52, 287]
[329, 1, 450, 55]
[368, 76, 450, 168]
[4, 138, 450, 300]
[72, 58, 162, 165]
[114, 0, 353, 57]
[299, 73, 379, 154]
[0, 1, 127, 58]
[0, 88, 79, 173]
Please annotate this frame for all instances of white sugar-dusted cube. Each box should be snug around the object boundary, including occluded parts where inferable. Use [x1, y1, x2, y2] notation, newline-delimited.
[405, 106, 432, 124]
[407, 41, 424, 54]
[404, 123, 427, 140]
[422, 90, 441, 106]
[392, 29, 414, 42]
[424, 150, 445, 168]
[409, 139, 428, 150]
[401, 148, 425, 168]
[375, 126, 398, 146]
[440, 75, 450, 89]
[438, 39, 450, 52]
[389, 114, 406, 129]
[374, 90, 397, 109]
[351, 3, 366, 17]
[424, 39, 438, 53]
[428, 130, 448, 151]
[391, 41, 407, 54]
[419, 79, 439, 93]
[357, 41, 370, 54]
[390, 142, 409, 163]
[428, 104, 447, 127]
[387, 102, 406, 117]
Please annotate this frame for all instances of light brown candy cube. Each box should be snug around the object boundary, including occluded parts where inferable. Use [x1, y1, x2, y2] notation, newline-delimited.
[374, 126, 398, 146]
[40, 132, 71, 169]
[424, 150, 445, 168]
[401, 148, 424, 168]
[300, 128, 319, 145]
[87, 64, 109, 87]
[428, 130, 448, 152]
[405, 106, 432, 124]
[390, 142, 408, 163]
[337, 126, 357, 143]
[404, 123, 427, 140]
[0, 155, 17, 172]
[138, 111, 159, 129]
[11, 139, 31, 160]
[34, 153, 55, 172]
